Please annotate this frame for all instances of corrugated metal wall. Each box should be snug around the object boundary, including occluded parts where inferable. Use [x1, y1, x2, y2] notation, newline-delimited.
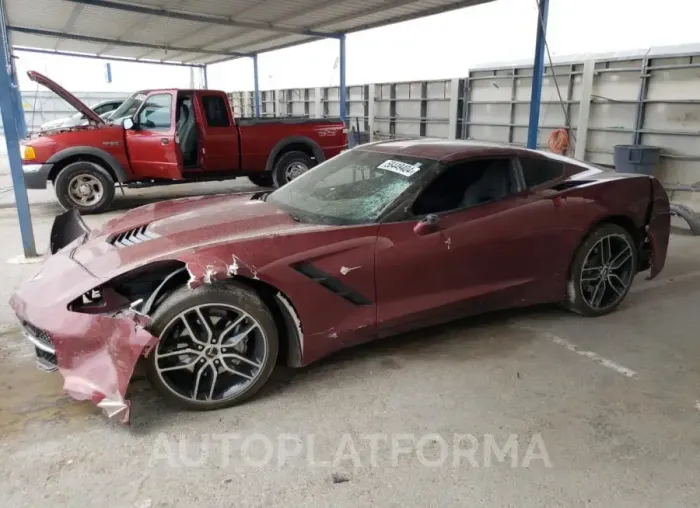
[17, 91, 128, 132]
[228, 45, 700, 201]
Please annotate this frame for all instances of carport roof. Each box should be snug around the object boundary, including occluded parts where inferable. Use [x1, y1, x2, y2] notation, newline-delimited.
[5, 0, 494, 66]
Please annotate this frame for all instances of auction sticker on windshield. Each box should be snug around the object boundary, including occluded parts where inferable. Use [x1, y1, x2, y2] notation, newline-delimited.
[377, 159, 422, 177]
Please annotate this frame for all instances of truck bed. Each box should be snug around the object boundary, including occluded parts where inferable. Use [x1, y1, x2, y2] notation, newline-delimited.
[237, 116, 343, 126]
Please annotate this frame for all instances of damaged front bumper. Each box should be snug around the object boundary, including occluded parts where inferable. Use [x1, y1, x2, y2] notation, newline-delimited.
[10, 210, 159, 423]
[12, 297, 158, 423]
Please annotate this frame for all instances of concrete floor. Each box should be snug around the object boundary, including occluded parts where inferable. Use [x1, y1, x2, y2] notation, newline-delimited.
[1, 150, 700, 507]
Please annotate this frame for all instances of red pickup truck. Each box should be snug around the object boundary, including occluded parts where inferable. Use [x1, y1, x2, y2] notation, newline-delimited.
[19, 72, 347, 213]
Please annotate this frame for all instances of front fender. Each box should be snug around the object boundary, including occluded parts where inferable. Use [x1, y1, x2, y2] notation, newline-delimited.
[47, 146, 130, 182]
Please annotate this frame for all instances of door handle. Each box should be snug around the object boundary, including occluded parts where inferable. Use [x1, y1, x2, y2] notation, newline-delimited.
[161, 138, 170, 145]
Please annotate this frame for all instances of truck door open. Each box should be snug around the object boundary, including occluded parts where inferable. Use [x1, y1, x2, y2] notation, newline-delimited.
[192, 93, 240, 172]
[125, 91, 183, 180]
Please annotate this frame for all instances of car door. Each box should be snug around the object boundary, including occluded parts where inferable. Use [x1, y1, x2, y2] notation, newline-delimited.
[125, 91, 183, 180]
[193, 93, 240, 172]
[375, 156, 565, 337]
[516, 153, 586, 287]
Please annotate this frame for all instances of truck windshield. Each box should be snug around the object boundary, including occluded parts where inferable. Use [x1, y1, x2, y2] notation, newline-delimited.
[266, 150, 435, 225]
[109, 92, 147, 123]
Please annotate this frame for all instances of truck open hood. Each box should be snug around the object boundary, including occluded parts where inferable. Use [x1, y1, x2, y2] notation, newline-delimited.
[27, 71, 105, 125]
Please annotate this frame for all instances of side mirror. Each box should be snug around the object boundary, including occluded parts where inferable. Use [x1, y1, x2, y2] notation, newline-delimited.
[122, 118, 134, 130]
[413, 214, 440, 236]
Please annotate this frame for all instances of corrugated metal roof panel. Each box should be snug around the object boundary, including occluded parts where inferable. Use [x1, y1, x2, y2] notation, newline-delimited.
[5, 0, 75, 31]
[6, 0, 494, 65]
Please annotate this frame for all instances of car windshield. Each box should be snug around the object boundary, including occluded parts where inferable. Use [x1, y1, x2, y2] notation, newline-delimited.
[266, 150, 435, 225]
[109, 92, 147, 123]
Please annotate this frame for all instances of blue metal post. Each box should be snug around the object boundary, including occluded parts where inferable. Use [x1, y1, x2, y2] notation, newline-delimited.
[339, 34, 347, 123]
[252, 54, 261, 117]
[526, 0, 550, 149]
[10, 65, 26, 137]
[0, 0, 24, 137]
[202, 65, 208, 89]
[0, 19, 36, 257]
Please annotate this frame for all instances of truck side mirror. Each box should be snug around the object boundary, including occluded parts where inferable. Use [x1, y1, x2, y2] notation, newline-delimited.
[122, 118, 134, 130]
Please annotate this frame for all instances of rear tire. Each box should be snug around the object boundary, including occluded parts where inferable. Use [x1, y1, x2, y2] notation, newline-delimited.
[54, 161, 115, 214]
[146, 283, 279, 411]
[564, 223, 638, 317]
[272, 151, 314, 187]
[248, 173, 274, 187]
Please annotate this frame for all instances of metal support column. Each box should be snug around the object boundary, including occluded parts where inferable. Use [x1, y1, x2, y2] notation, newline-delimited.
[339, 34, 347, 123]
[0, 13, 36, 258]
[574, 59, 595, 161]
[1, 0, 24, 137]
[202, 65, 208, 89]
[633, 56, 650, 146]
[526, 0, 550, 149]
[252, 54, 261, 117]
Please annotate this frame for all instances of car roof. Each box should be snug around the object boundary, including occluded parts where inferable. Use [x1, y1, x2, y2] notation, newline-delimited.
[356, 138, 562, 163]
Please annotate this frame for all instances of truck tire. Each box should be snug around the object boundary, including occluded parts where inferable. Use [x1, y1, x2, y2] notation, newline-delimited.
[272, 151, 314, 187]
[248, 173, 274, 188]
[54, 161, 116, 214]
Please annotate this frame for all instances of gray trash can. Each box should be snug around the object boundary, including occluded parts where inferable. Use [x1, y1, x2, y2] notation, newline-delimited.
[613, 145, 661, 175]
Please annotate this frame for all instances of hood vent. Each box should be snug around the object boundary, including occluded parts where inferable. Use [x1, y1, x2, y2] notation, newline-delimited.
[108, 224, 159, 248]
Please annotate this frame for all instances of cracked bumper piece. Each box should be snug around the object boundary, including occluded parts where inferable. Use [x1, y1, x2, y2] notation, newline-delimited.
[11, 294, 158, 424]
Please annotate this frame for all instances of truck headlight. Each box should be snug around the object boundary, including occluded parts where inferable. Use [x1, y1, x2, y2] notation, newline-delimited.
[20, 145, 36, 161]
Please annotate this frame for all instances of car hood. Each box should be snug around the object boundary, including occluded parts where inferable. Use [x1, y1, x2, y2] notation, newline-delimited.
[28, 70, 104, 125]
[75, 193, 330, 277]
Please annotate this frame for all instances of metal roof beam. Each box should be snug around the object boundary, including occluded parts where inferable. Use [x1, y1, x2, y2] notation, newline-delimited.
[7, 26, 252, 58]
[13, 47, 204, 67]
[62, 0, 342, 39]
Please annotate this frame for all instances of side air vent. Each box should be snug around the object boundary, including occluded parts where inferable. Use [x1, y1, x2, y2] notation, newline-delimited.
[293, 262, 372, 306]
[108, 224, 159, 248]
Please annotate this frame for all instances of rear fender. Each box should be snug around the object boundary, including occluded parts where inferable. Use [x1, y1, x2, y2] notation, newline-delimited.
[646, 178, 671, 279]
[264, 136, 325, 172]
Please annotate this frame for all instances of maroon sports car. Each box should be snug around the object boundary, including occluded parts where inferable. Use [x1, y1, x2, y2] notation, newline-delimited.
[10, 140, 671, 421]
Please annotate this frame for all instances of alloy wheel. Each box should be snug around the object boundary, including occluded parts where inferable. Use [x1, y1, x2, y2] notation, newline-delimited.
[284, 161, 308, 182]
[579, 234, 635, 311]
[68, 174, 104, 206]
[154, 304, 268, 403]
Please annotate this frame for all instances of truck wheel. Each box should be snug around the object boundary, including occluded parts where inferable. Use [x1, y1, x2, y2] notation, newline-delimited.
[248, 173, 274, 187]
[54, 161, 115, 214]
[272, 151, 314, 187]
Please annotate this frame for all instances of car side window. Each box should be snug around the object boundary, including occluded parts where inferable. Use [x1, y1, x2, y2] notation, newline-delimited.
[412, 158, 517, 215]
[138, 94, 172, 131]
[201, 95, 231, 127]
[94, 103, 118, 115]
[519, 156, 564, 188]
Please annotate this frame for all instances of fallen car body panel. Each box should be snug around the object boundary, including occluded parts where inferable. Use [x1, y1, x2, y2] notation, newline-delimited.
[10, 140, 671, 421]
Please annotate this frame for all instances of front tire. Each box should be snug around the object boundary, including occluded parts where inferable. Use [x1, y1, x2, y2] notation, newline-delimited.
[272, 151, 314, 187]
[248, 173, 274, 187]
[146, 283, 279, 411]
[54, 161, 115, 214]
[565, 223, 638, 316]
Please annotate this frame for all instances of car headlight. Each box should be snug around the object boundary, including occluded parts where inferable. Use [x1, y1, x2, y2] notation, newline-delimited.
[20, 145, 36, 161]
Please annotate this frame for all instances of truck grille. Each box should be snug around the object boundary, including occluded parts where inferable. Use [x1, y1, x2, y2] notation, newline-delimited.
[108, 224, 159, 248]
